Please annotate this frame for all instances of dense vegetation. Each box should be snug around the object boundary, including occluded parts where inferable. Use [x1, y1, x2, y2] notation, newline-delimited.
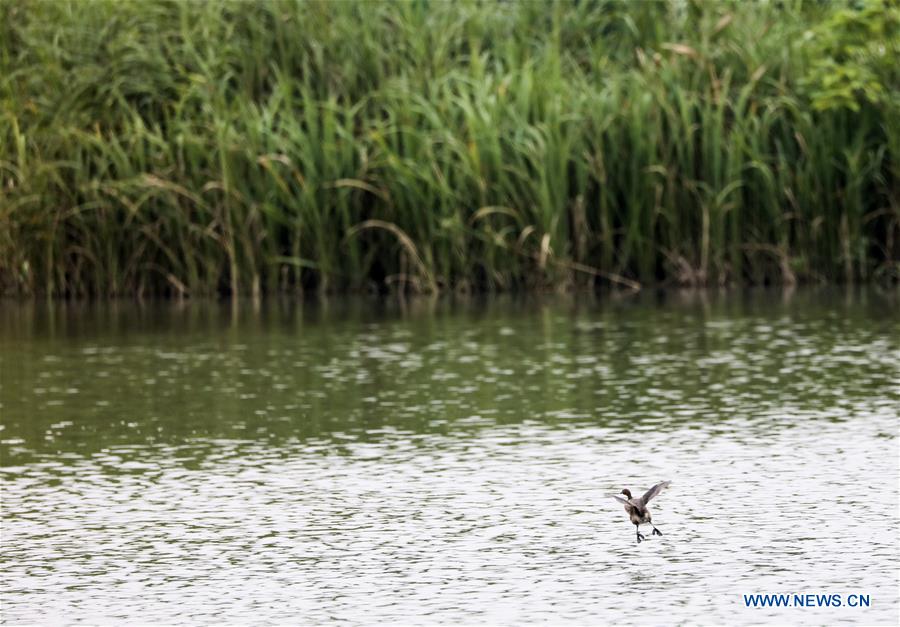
[1, 0, 898, 296]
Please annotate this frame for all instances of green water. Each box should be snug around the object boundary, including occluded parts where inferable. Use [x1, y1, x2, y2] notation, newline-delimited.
[1, 289, 898, 624]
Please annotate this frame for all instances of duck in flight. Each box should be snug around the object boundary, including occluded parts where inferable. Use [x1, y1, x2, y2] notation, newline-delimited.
[612, 481, 671, 543]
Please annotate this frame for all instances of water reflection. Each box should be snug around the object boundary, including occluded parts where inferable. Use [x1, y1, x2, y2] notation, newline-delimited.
[1, 289, 898, 624]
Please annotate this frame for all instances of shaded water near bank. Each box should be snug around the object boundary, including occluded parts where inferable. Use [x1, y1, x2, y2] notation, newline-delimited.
[2, 289, 899, 624]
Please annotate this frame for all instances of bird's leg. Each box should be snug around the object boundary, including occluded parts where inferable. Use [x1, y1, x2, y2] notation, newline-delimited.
[635, 524, 645, 543]
[651, 525, 662, 536]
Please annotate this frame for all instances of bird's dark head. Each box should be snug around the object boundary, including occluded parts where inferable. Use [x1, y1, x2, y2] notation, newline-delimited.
[621, 488, 632, 499]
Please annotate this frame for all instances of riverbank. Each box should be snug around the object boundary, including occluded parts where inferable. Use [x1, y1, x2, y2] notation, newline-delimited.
[2, 0, 897, 296]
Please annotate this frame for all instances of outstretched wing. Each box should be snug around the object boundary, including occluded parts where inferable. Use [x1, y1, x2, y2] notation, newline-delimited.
[611, 495, 632, 506]
[642, 481, 671, 503]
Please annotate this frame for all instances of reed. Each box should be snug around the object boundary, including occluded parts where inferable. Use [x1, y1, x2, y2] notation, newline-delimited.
[1, 0, 897, 296]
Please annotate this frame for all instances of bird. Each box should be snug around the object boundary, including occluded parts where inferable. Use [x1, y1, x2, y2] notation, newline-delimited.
[612, 481, 671, 543]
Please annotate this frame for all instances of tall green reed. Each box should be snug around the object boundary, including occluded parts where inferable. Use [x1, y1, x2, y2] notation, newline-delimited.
[1, 0, 896, 297]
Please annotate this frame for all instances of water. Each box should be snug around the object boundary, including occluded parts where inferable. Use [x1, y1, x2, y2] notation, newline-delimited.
[2, 290, 898, 625]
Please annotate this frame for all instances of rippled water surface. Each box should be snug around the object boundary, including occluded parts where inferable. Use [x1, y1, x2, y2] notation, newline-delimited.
[2, 290, 898, 624]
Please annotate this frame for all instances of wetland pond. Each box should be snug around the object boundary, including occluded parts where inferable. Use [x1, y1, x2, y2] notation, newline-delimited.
[1, 289, 898, 624]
